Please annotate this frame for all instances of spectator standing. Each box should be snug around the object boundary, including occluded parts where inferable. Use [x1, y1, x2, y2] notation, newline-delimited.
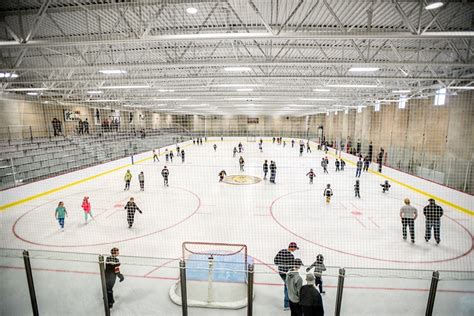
[286, 259, 304, 316]
[274, 242, 299, 311]
[105, 247, 124, 309]
[300, 274, 324, 316]
[424, 198, 443, 244]
[400, 198, 418, 243]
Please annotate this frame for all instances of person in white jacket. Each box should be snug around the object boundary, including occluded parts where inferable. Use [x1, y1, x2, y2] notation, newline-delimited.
[286, 258, 303, 315]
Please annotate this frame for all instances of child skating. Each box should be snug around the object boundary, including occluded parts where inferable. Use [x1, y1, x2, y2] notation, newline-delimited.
[354, 180, 360, 198]
[306, 169, 315, 184]
[161, 166, 170, 187]
[124, 197, 142, 228]
[169, 150, 174, 162]
[218, 170, 227, 182]
[153, 149, 159, 162]
[138, 171, 144, 191]
[263, 160, 269, 179]
[233, 147, 237, 157]
[55, 201, 68, 231]
[306, 254, 327, 294]
[321, 158, 328, 174]
[239, 156, 245, 172]
[81, 196, 94, 223]
[213, 144, 217, 151]
[381, 180, 391, 193]
[124, 170, 132, 190]
[165, 149, 169, 162]
[181, 150, 185, 163]
[340, 159, 345, 171]
[335, 159, 340, 172]
[323, 184, 333, 203]
[269, 161, 277, 183]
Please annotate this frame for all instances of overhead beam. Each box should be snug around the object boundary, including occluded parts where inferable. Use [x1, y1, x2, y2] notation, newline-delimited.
[6, 60, 473, 73]
[1, 31, 473, 49]
[247, 0, 274, 35]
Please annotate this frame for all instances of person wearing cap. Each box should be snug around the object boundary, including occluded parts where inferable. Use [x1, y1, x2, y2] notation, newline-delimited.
[400, 198, 418, 243]
[274, 242, 299, 310]
[286, 259, 303, 316]
[105, 247, 124, 309]
[423, 198, 444, 244]
[300, 274, 324, 316]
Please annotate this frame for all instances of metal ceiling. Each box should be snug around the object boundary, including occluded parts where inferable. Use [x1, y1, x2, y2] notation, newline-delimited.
[0, 0, 473, 115]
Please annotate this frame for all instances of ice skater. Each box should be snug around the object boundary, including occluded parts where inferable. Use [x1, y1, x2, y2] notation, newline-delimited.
[218, 170, 227, 182]
[259, 142, 263, 152]
[381, 180, 391, 193]
[363, 156, 370, 171]
[81, 196, 94, 223]
[354, 180, 360, 198]
[161, 166, 169, 187]
[291, 139, 295, 148]
[274, 242, 299, 311]
[165, 149, 169, 162]
[55, 201, 68, 231]
[238, 142, 243, 153]
[105, 247, 124, 309]
[152, 149, 159, 162]
[124, 170, 132, 190]
[306, 254, 327, 294]
[299, 143, 304, 156]
[138, 171, 144, 191]
[400, 198, 418, 243]
[323, 184, 333, 203]
[124, 197, 142, 228]
[270, 161, 277, 183]
[355, 158, 363, 177]
[423, 198, 444, 244]
[181, 150, 185, 163]
[263, 160, 269, 179]
[335, 159, 340, 172]
[239, 156, 245, 172]
[213, 144, 217, 151]
[233, 147, 238, 157]
[169, 150, 174, 162]
[306, 169, 315, 184]
[306, 142, 311, 153]
[340, 159, 346, 171]
[321, 158, 328, 174]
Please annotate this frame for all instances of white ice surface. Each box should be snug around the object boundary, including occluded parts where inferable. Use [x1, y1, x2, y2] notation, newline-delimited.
[1, 137, 473, 316]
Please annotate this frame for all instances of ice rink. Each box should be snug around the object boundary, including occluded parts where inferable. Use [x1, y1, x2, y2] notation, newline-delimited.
[1, 138, 473, 316]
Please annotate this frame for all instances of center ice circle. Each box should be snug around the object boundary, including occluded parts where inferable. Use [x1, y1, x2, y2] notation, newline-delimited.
[13, 186, 200, 247]
[222, 175, 262, 185]
[270, 189, 473, 264]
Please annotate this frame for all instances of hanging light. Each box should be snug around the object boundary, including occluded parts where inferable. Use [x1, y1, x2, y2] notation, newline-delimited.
[425, 1, 444, 10]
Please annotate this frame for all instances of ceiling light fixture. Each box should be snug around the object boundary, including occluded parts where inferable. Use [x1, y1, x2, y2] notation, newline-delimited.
[154, 98, 189, 101]
[313, 89, 330, 92]
[186, 7, 198, 14]
[348, 67, 379, 72]
[86, 99, 121, 102]
[224, 67, 252, 72]
[5, 87, 48, 91]
[26, 92, 38, 96]
[299, 98, 334, 101]
[211, 84, 263, 87]
[87, 90, 103, 94]
[327, 84, 383, 88]
[392, 90, 411, 93]
[425, 1, 444, 10]
[98, 69, 127, 75]
[158, 89, 175, 92]
[236, 88, 253, 92]
[102, 85, 150, 89]
[448, 86, 474, 90]
[0, 72, 18, 78]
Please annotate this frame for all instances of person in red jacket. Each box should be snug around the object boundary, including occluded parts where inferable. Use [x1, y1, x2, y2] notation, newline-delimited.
[81, 196, 94, 224]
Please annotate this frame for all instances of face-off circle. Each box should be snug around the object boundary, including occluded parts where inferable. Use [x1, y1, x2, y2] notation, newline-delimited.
[222, 175, 262, 185]
[269, 189, 473, 264]
[12, 186, 201, 248]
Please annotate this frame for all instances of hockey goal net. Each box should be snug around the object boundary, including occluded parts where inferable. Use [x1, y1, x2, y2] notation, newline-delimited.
[169, 241, 253, 309]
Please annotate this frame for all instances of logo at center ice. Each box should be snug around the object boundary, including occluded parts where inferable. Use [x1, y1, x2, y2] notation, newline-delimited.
[223, 175, 262, 185]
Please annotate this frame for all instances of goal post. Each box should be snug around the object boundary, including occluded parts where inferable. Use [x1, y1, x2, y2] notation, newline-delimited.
[169, 241, 254, 309]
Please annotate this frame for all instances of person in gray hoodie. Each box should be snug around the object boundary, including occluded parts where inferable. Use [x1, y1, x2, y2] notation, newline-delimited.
[286, 258, 303, 316]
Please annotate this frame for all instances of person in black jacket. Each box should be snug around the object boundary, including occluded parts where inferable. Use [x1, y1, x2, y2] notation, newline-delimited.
[263, 160, 269, 179]
[270, 161, 277, 183]
[300, 274, 324, 316]
[124, 197, 142, 228]
[105, 247, 124, 309]
[274, 242, 299, 311]
[424, 198, 444, 244]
